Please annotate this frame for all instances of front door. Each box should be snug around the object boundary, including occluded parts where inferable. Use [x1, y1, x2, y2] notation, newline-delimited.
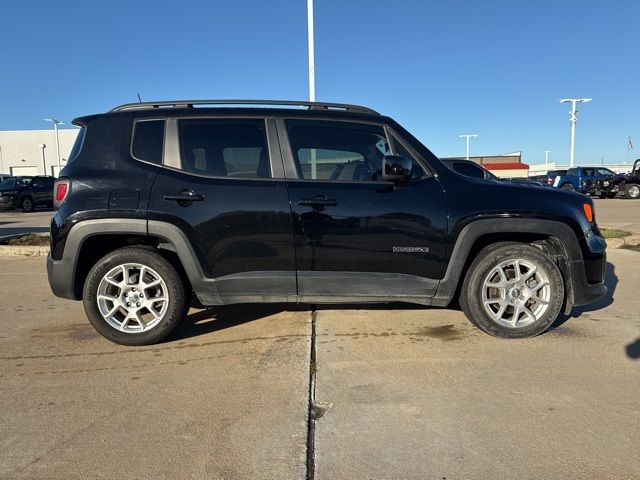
[148, 117, 296, 303]
[279, 119, 448, 302]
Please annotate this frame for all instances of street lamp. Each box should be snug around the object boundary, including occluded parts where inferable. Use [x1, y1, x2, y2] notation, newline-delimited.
[307, 0, 315, 102]
[458, 134, 478, 160]
[558, 98, 591, 168]
[44, 118, 66, 176]
[543, 150, 551, 165]
[38, 143, 47, 175]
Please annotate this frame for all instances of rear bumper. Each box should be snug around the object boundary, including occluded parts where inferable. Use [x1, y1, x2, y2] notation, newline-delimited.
[47, 252, 79, 300]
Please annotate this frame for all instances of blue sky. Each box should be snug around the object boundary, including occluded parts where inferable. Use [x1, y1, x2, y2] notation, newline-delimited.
[1, 0, 638, 164]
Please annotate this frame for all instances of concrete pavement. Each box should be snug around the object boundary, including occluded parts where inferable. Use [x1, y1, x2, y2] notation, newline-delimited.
[0, 256, 310, 480]
[593, 198, 640, 233]
[1, 250, 639, 479]
[313, 249, 640, 479]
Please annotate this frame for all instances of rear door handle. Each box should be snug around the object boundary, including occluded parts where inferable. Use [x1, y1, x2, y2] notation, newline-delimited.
[163, 189, 204, 205]
[297, 195, 337, 208]
[163, 194, 205, 202]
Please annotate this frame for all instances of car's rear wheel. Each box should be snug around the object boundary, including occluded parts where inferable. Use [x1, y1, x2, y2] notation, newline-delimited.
[83, 247, 186, 345]
[460, 243, 565, 338]
[21, 197, 34, 212]
[625, 183, 640, 199]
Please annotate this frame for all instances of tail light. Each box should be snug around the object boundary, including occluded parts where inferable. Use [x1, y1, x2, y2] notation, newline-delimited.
[54, 177, 70, 209]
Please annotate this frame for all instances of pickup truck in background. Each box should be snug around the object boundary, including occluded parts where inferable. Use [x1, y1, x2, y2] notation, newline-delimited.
[552, 166, 620, 198]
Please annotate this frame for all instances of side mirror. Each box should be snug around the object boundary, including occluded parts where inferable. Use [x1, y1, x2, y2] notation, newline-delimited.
[382, 155, 412, 182]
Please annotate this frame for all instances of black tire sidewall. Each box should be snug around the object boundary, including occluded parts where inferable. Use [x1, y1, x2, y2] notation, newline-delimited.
[625, 184, 640, 199]
[83, 248, 185, 346]
[460, 243, 565, 339]
[21, 197, 33, 212]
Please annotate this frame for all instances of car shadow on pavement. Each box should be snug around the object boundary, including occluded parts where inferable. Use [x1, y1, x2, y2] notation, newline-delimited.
[549, 260, 620, 332]
[170, 303, 299, 341]
[169, 302, 427, 342]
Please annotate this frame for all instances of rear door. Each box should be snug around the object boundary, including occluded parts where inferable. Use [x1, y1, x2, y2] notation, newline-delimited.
[278, 118, 447, 302]
[148, 116, 296, 303]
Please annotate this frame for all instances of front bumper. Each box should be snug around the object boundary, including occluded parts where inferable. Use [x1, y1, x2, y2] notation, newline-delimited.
[568, 229, 607, 308]
[0, 196, 16, 208]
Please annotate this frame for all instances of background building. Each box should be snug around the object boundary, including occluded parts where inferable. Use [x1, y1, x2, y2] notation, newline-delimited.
[0, 129, 80, 177]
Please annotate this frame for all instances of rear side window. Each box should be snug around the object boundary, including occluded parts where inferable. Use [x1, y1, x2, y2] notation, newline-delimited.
[132, 120, 165, 165]
[178, 119, 271, 178]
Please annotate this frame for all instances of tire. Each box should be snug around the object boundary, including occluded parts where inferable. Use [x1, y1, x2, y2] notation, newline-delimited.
[625, 184, 640, 199]
[460, 242, 565, 339]
[83, 247, 187, 345]
[21, 197, 34, 212]
[560, 183, 575, 192]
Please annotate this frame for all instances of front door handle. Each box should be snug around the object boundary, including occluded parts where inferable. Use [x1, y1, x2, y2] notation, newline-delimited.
[163, 189, 204, 206]
[297, 195, 337, 208]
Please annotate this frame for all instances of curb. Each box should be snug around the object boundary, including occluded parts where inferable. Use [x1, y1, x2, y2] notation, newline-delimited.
[606, 234, 640, 249]
[0, 233, 49, 257]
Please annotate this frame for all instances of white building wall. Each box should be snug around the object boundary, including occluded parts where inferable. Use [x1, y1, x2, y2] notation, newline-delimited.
[0, 129, 80, 177]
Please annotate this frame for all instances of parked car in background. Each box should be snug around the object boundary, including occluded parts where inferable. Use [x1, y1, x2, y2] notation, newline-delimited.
[552, 167, 619, 198]
[441, 159, 544, 187]
[0, 175, 54, 211]
[618, 159, 640, 199]
[530, 170, 567, 187]
[47, 100, 606, 345]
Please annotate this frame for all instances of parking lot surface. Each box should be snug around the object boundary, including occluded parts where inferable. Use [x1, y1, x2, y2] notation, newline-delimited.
[0, 209, 52, 238]
[593, 198, 640, 233]
[1, 248, 639, 479]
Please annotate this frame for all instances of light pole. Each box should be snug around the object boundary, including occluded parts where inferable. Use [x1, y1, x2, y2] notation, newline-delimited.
[307, 0, 315, 102]
[44, 118, 65, 176]
[458, 134, 478, 160]
[558, 98, 591, 168]
[544, 150, 551, 165]
[38, 143, 47, 175]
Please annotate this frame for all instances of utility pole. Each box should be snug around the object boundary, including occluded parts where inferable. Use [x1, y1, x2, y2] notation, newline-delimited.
[544, 150, 551, 165]
[458, 134, 478, 160]
[44, 118, 65, 176]
[558, 98, 592, 168]
[307, 0, 315, 102]
[307, 0, 317, 178]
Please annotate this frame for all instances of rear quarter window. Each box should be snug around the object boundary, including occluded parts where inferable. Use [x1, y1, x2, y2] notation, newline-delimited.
[132, 120, 165, 165]
[66, 127, 86, 163]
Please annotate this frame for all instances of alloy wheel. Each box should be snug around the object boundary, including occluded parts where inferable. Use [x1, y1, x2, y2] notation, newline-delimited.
[481, 258, 551, 328]
[96, 263, 169, 333]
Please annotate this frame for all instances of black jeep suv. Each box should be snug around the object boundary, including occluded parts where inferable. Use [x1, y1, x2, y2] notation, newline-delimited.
[47, 100, 607, 345]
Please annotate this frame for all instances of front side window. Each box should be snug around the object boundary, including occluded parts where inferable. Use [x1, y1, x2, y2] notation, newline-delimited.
[132, 120, 165, 165]
[286, 120, 389, 182]
[597, 168, 615, 176]
[179, 119, 270, 178]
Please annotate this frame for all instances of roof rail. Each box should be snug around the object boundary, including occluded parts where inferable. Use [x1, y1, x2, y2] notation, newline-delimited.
[109, 99, 379, 115]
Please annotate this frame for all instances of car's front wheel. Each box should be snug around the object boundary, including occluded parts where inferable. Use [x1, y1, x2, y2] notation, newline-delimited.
[83, 247, 187, 345]
[460, 243, 565, 338]
[21, 197, 34, 212]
